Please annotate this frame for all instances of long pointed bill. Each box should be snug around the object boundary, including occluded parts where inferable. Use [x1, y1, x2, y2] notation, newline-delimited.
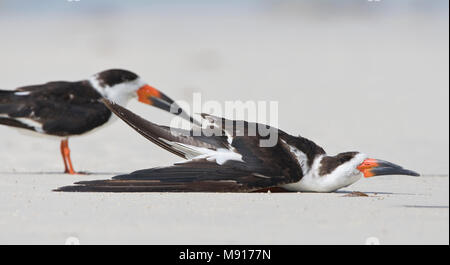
[357, 158, 420, 178]
[137, 84, 201, 126]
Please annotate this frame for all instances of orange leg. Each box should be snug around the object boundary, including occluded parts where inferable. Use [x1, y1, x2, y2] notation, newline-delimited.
[60, 140, 70, 173]
[60, 139, 78, 175]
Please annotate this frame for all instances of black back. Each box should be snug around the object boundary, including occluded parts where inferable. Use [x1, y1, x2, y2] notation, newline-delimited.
[0, 81, 111, 136]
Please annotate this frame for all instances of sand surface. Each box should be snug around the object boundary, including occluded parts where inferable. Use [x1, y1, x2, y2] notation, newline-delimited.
[0, 172, 448, 245]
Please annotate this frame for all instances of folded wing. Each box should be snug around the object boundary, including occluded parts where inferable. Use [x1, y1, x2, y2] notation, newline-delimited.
[55, 159, 290, 192]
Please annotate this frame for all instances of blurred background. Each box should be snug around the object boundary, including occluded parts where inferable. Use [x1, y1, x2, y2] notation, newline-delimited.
[0, 0, 448, 175]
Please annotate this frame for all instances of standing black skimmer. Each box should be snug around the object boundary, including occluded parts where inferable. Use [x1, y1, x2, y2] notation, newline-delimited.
[55, 100, 419, 192]
[0, 69, 195, 174]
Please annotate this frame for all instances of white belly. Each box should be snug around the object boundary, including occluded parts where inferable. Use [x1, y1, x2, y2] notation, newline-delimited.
[281, 173, 362, 192]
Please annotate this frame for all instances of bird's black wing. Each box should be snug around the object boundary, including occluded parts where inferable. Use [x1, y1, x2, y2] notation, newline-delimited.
[101, 99, 232, 159]
[0, 81, 111, 136]
[55, 158, 294, 193]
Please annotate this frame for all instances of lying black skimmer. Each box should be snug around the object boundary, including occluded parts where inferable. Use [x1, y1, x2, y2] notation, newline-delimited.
[0, 69, 195, 174]
[55, 100, 419, 192]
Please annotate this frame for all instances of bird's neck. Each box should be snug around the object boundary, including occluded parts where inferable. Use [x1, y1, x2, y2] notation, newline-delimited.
[282, 154, 367, 192]
[87, 77, 133, 106]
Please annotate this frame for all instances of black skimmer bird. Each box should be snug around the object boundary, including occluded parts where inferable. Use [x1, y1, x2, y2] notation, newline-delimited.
[55, 100, 419, 192]
[0, 69, 195, 175]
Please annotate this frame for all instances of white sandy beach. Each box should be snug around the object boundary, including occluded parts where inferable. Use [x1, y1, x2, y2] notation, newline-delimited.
[0, 172, 448, 244]
[0, 1, 448, 244]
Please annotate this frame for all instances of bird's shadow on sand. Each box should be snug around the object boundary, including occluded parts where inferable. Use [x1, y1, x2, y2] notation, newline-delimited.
[254, 189, 421, 196]
[402, 205, 449, 209]
[335, 190, 419, 196]
[252, 188, 414, 196]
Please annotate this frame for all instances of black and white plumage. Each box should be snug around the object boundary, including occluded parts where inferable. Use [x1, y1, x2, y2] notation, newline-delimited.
[0, 69, 196, 174]
[0, 80, 112, 136]
[56, 100, 419, 193]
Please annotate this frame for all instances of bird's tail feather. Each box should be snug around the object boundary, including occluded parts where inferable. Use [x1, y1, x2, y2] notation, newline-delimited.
[0, 89, 11, 98]
[0, 90, 25, 115]
[0, 90, 16, 107]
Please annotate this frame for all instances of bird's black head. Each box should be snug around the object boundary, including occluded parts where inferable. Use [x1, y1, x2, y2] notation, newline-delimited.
[90, 69, 199, 125]
[319, 151, 420, 178]
[96, 69, 140, 87]
[319, 152, 360, 176]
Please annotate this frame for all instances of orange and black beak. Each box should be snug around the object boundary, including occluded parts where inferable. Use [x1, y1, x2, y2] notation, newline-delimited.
[137, 84, 200, 126]
[357, 158, 420, 178]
